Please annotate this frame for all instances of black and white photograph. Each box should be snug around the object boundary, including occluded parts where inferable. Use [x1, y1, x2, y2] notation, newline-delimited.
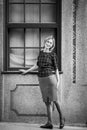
[0, 0, 87, 130]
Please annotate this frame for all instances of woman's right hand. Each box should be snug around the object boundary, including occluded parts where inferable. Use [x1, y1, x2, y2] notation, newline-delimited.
[19, 69, 26, 75]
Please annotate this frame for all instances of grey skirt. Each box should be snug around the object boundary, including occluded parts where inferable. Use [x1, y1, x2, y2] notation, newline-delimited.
[38, 74, 58, 102]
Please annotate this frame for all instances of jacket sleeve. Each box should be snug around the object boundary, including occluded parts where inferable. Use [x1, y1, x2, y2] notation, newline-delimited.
[37, 56, 39, 66]
[53, 53, 59, 70]
[37, 51, 40, 66]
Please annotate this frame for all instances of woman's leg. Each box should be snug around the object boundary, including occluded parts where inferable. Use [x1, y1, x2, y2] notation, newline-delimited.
[53, 101, 63, 121]
[40, 100, 53, 129]
[45, 101, 53, 124]
[54, 101, 65, 129]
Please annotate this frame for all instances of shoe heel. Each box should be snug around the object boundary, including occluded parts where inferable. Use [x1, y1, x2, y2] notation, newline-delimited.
[59, 118, 65, 129]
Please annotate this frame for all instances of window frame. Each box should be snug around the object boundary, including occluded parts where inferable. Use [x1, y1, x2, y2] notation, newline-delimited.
[4, 0, 62, 72]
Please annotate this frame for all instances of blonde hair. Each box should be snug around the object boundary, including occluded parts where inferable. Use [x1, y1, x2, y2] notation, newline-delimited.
[43, 36, 55, 52]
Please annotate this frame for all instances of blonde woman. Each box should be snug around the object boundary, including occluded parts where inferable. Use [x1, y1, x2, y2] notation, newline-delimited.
[19, 36, 65, 129]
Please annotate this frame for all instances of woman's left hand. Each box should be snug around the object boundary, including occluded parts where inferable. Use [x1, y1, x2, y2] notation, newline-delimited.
[57, 81, 59, 89]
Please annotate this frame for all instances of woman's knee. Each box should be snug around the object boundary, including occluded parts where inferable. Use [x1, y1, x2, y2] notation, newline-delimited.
[45, 101, 52, 106]
[53, 101, 59, 105]
[53, 101, 56, 104]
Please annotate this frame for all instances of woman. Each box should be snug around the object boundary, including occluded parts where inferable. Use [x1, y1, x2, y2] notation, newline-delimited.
[19, 36, 65, 129]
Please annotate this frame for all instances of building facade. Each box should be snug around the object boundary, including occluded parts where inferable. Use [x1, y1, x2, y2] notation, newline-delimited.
[0, 0, 87, 126]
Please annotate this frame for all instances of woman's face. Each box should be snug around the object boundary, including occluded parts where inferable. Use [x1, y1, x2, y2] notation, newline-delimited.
[44, 39, 53, 49]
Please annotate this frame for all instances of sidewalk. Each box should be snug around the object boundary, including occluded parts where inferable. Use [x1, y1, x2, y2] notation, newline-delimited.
[0, 123, 87, 130]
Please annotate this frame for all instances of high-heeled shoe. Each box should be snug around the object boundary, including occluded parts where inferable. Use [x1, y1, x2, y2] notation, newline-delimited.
[59, 118, 65, 129]
[40, 123, 53, 129]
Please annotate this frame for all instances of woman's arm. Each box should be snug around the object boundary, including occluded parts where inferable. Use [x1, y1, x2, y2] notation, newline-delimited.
[19, 63, 38, 75]
[56, 69, 60, 86]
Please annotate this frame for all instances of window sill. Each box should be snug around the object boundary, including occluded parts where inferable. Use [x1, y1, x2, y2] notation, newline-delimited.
[1, 71, 38, 74]
[1, 71, 63, 75]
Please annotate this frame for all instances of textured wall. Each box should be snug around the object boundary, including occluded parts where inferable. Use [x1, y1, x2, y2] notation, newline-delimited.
[2, 74, 46, 123]
[0, 0, 3, 121]
[76, 0, 87, 84]
[76, 0, 87, 124]
[62, 0, 87, 125]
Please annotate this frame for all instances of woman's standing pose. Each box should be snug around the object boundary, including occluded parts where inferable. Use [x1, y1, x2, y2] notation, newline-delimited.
[19, 36, 65, 129]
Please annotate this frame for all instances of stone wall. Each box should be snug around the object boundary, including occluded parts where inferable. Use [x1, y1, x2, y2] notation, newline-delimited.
[62, 0, 87, 125]
[0, 0, 3, 121]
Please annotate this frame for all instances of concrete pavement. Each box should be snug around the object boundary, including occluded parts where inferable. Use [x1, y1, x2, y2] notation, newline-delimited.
[0, 123, 87, 130]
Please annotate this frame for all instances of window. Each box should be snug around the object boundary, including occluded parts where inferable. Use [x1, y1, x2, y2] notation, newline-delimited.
[4, 0, 61, 71]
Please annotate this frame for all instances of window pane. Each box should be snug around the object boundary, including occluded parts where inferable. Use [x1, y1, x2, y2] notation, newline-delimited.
[41, 29, 55, 47]
[25, 49, 39, 67]
[9, 29, 24, 47]
[9, 0, 23, 3]
[25, 0, 39, 3]
[25, 4, 39, 23]
[25, 29, 39, 47]
[9, 4, 24, 23]
[41, 4, 56, 23]
[10, 49, 24, 67]
[41, 0, 56, 3]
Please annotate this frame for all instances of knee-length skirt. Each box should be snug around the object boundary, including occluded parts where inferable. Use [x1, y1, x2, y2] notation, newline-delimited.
[38, 74, 58, 102]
